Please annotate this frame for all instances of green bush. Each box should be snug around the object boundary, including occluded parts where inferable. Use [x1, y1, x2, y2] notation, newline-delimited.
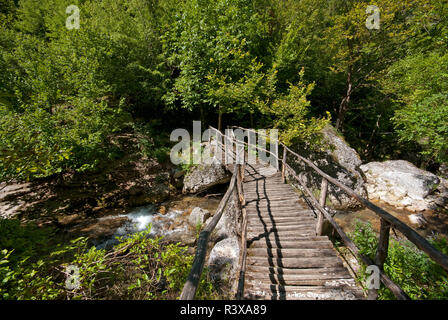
[133, 122, 171, 164]
[0, 221, 218, 300]
[351, 220, 448, 300]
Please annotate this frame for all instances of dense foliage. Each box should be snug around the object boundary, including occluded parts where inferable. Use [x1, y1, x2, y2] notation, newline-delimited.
[0, 220, 219, 300]
[350, 221, 448, 300]
[1, 0, 447, 183]
[0, 0, 447, 300]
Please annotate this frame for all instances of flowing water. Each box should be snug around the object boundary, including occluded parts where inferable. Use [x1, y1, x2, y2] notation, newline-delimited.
[83, 195, 222, 250]
[333, 201, 448, 240]
[92, 205, 187, 249]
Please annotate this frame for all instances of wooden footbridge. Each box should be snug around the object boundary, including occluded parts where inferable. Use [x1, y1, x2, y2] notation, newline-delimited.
[180, 126, 448, 301]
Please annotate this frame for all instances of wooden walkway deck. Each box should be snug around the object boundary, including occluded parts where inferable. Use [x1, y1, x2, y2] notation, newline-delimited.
[241, 161, 364, 300]
[182, 126, 448, 301]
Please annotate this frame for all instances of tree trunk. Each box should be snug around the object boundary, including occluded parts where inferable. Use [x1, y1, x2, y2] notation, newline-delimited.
[218, 107, 223, 132]
[335, 68, 353, 131]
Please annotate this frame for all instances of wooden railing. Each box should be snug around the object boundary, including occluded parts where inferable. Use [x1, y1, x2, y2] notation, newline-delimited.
[180, 126, 246, 300]
[180, 165, 239, 300]
[232, 126, 448, 300]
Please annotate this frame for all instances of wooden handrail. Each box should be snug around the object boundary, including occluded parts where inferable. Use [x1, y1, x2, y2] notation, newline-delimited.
[285, 163, 410, 300]
[236, 160, 248, 299]
[282, 144, 448, 272]
[230, 126, 280, 160]
[231, 126, 448, 300]
[180, 165, 238, 300]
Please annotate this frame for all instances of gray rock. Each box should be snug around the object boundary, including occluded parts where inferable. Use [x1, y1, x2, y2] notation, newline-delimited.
[288, 125, 367, 209]
[182, 162, 231, 194]
[207, 237, 240, 282]
[188, 207, 211, 227]
[213, 195, 239, 242]
[360, 160, 444, 212]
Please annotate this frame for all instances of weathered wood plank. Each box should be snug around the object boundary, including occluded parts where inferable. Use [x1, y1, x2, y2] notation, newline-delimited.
[248, 239, 335, 249]
[247, 225, 317, 233]
[245, 282, 362, 294]
[246, 265, 351, 275]
[246, 257, 344, 269]
[246, 222, 315, 228]
[248, 248, 338, 258]
[246, 277, 355, 287]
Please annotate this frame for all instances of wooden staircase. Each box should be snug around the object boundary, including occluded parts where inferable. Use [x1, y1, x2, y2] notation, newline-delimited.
[242, 162, 364, 300]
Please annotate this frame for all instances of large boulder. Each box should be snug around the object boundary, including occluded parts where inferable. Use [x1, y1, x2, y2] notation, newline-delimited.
[288, 125, 367, 209]
[182, 162, 231, 194]
[360, 160, 447, 212]
[208, 193, 240, 242]
[207, 237, 240, 283]
[188, 207, 211, 227]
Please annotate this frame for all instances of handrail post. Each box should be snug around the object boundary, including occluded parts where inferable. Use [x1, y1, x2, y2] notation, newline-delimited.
[281, 146, 287, 183]
[236, 162, 248, 299]
[180, 168, 238, 300]
[316, 178, 328, 236]
[369, 218, 391, 300]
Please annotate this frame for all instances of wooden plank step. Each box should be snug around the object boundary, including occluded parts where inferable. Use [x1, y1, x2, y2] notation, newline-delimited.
[247, 231, 316, 240]
[245, 277, 354, 287]
[244, 190, 297, 194]
[246, 214, 314, 220]
[246, 257, 344, 269]
[246, 212, 313, 218]
[244, 187, 295, 190]
[245, 203, 304, 210]
[248, 217, 315, 223]
[245, 208, 307, 214]
[244, 187, 295, 192]
[245, 198, 300, 205]
[244, 285, 364, 300]
[246, 212, 314, 218]
[244, 195, 299, 200]
[243, 292, 362, 300]
[246, 220, 316, 227]
[246, 208, 312, 214]
[248, 240, 334, 249]
[246, 216, 315, 222]
[245, 198, 300, 203]
[244, 183, 290, 187]
[247, 215, 315, 221]
[243, 182, 287, 188]
[244, 195, 299, 201]
[246, 236, 329, 242]
[247, 248, 337, 258]
[247, 224, 316, 232]
[244, 281, 362, 293]
[244, 178, 284, 183]
[246, 265, 350, 276]
[247, 225, 316, 233]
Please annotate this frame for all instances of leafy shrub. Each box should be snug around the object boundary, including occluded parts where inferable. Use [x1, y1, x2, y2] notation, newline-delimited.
[351, 220, 448, 300]
[0, 221, 218, 300]
[133, 122, 171, 164]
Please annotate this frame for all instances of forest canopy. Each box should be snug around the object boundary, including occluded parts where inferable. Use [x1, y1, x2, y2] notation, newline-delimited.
[0, 0, 447, 183]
